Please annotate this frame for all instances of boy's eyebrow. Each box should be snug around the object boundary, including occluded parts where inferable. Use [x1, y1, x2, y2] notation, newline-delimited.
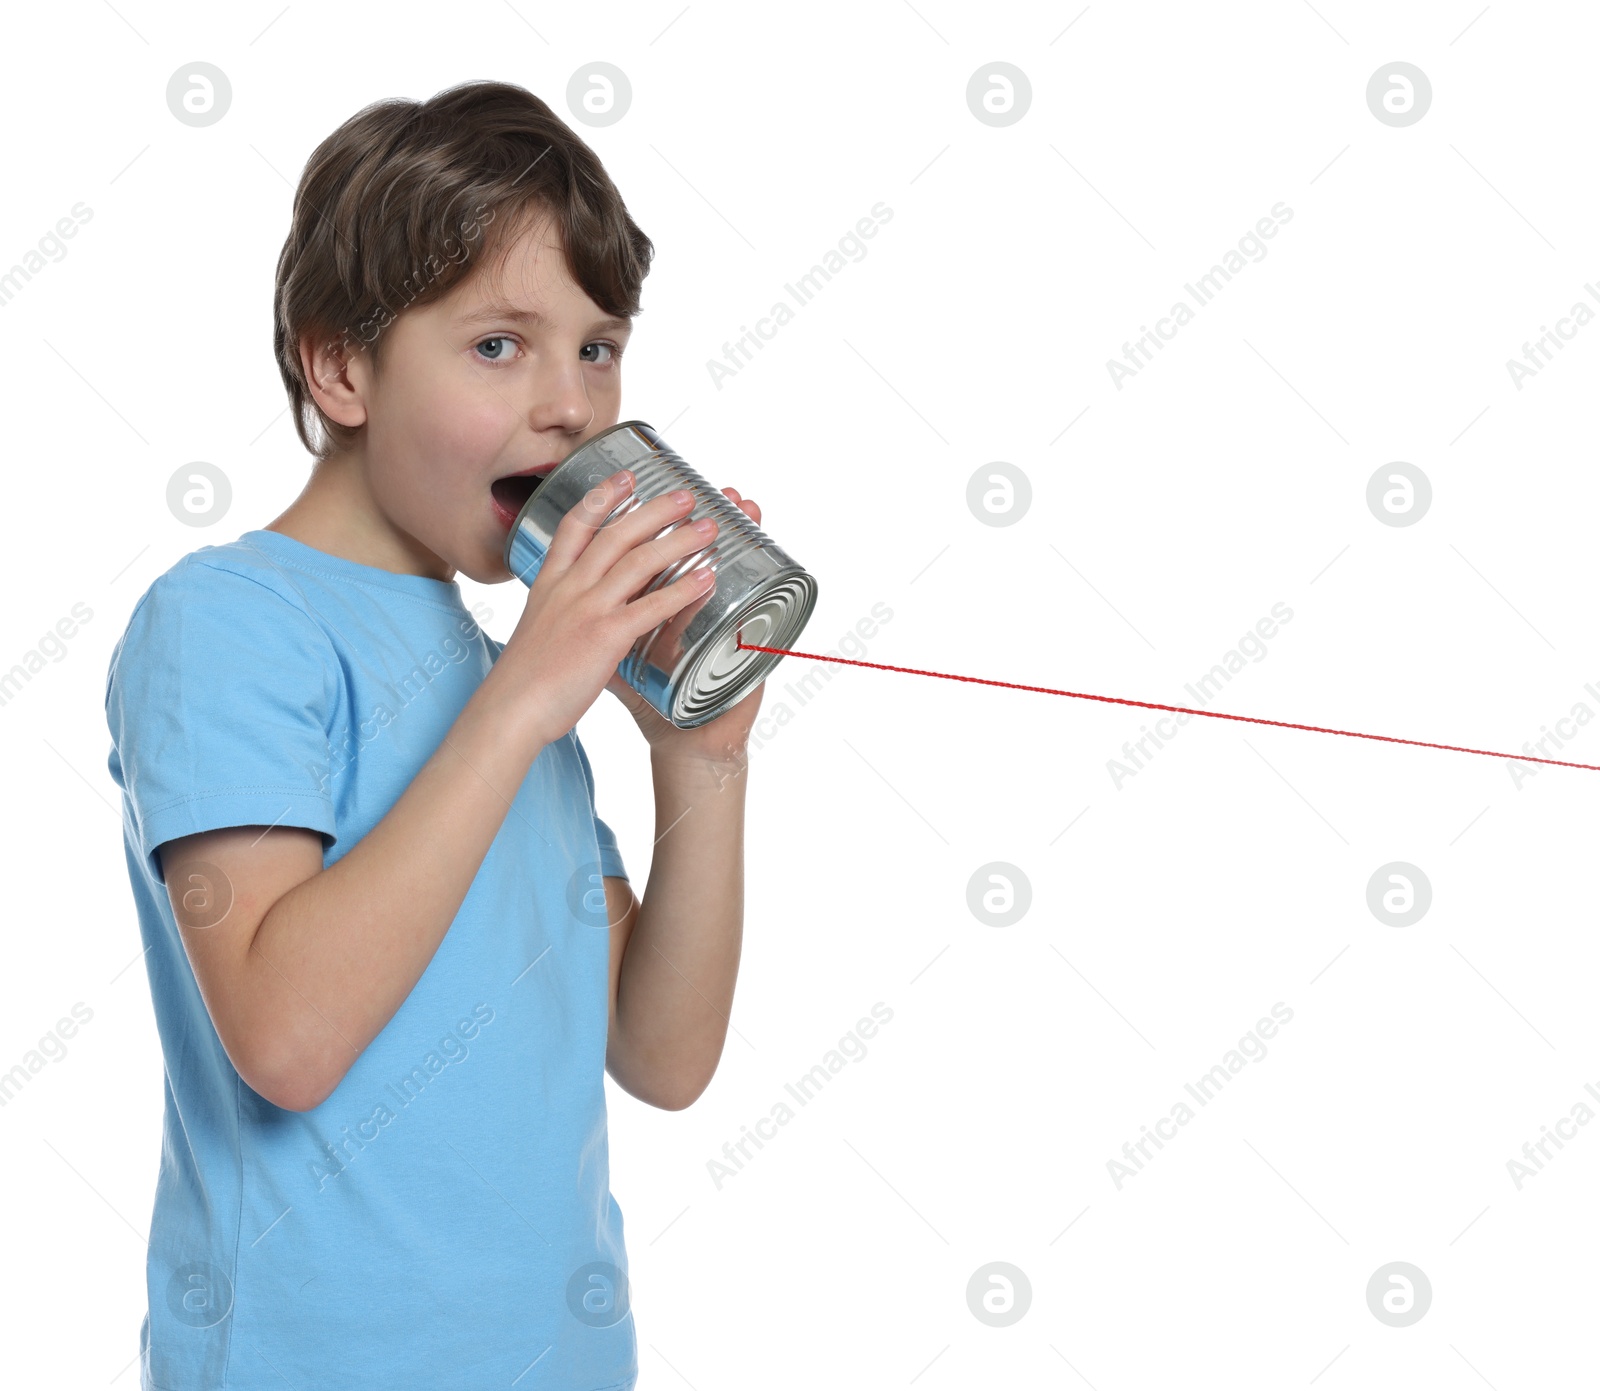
[455, 299, 633, 335]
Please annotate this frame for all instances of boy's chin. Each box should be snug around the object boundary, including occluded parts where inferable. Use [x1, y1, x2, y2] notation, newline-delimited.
[453, 535, 525, 586]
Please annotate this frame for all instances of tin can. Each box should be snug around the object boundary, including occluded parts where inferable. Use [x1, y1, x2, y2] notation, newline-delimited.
[503, 421, 820, 729]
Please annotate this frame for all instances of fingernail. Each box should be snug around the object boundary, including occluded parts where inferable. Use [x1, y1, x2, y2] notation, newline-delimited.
[670, 489, 692, 505]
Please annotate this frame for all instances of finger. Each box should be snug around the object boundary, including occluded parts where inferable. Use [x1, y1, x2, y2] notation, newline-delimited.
[569, 485, 702, 586]
[536, 470, 636, 576]
[721, 485, 758, 523]
[601, 513, 719, 608]
[624, 559, 718, 635]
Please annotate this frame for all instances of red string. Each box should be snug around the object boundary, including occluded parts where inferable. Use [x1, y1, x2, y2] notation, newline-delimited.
[734, 638, 1594, 773]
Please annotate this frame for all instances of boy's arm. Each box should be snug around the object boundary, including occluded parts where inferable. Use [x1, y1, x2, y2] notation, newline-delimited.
[604, 750, 748, 1111]
[160, 658, 553, 1112]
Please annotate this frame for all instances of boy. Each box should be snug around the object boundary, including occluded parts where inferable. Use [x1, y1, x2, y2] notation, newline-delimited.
[104, 79, 765, 1390]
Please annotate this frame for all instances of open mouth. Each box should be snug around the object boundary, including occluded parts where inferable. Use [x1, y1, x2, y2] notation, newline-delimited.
[490, 464, 560, 529]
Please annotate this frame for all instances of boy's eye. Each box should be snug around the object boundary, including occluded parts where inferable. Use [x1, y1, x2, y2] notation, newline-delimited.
[472, 337, 623, 366]
[474, 336, 517, 363]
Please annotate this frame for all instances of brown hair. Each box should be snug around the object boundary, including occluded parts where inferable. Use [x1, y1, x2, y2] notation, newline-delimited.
[272, 79, 654, 460]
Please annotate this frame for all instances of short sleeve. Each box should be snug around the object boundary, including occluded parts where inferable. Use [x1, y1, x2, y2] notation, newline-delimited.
[105, 558, 340, 885]
[571, 731, 628, 883]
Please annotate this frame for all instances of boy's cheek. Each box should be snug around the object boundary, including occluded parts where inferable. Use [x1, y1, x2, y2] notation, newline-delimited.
[416, 416, 522, 519]
[434, 408, 525, 481]
[372, 368, 536, 508]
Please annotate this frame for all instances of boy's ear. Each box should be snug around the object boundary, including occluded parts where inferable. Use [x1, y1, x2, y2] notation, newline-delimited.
[301, 330, 369, 430]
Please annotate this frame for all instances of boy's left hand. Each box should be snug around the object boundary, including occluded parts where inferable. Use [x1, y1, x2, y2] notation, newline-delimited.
[603, 486, 766, 770]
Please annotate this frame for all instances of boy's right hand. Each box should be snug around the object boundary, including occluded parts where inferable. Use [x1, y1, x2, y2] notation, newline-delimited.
[501, 469, 719, 742]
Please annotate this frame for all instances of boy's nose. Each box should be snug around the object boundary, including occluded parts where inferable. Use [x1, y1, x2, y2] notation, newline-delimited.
[526, 363, 595, 434]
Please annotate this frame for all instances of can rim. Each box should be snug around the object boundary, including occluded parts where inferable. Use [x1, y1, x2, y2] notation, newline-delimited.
[666, 568, 819, 727]
[500, 419, 655, 573]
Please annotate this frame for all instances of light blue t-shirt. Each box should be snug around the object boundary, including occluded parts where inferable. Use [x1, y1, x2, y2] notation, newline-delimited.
[104, 528, 637, 1391]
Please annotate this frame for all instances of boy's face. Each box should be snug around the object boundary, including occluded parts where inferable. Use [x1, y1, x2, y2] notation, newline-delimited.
[345, 212, 633, 584]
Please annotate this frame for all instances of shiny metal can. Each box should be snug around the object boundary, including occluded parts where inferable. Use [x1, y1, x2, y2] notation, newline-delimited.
[502, 420, 820, 729]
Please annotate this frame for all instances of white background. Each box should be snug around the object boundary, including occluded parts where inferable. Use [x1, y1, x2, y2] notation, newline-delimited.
[2, 1, 1597, 1386]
